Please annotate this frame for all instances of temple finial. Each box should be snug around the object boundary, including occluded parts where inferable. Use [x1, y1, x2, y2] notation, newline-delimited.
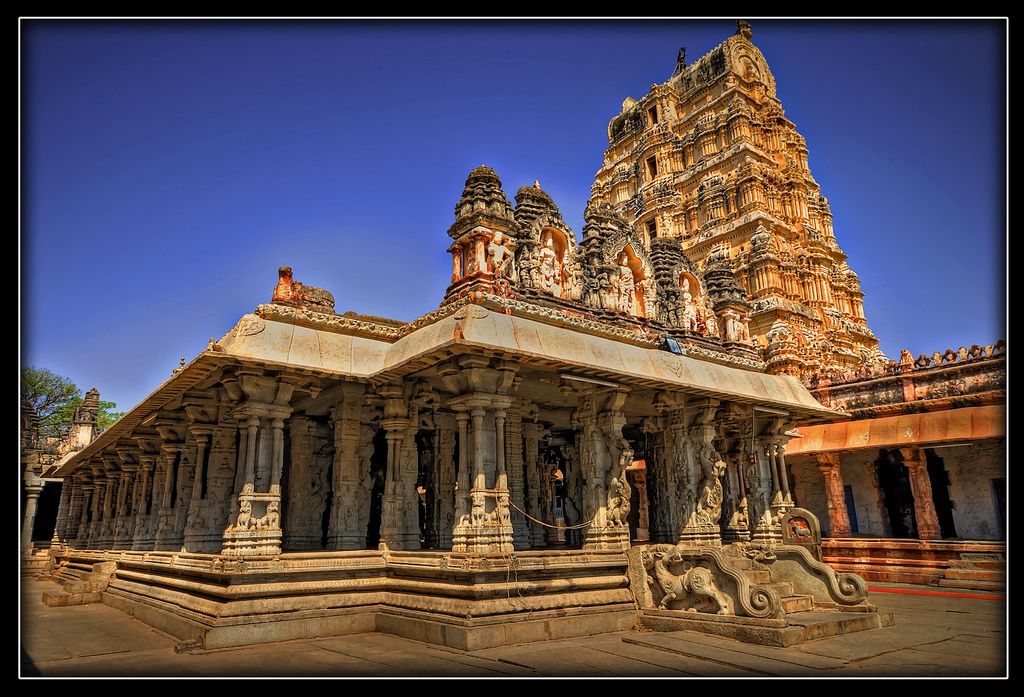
[737, 19, 752, 40]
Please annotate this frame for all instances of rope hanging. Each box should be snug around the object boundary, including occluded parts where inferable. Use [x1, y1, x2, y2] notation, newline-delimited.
[506, 498, 597, 530]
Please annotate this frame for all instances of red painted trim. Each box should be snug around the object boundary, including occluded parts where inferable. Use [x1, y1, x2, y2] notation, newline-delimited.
[867, 585, 1004, 601]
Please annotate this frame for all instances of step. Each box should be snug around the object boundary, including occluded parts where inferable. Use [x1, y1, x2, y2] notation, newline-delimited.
[960, 552, 1004, 561]
[785, 610, 890, 641]
[936, 578, 1005, 592]
[41, 590, 103, 607]
[781, 595, 813, 613]
[943, 569, 1005, 582]
[763, 581, 794, 598]
[947, 559, 1005, 571]
[725, 557, 754, 570]
[62, 579, 107, 593]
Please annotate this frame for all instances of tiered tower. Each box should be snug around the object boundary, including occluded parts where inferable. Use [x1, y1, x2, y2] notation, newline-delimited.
[590, 21, 884, 378]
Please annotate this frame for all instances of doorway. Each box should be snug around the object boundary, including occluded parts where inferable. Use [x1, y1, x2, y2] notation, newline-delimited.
[875, 449, 917, 538]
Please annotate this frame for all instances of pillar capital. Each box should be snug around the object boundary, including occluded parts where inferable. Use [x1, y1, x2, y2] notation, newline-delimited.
[897, 447, 926, 470]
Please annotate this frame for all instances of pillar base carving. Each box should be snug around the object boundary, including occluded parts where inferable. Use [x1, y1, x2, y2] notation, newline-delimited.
[582, 524, 631, 551]
[678, 525, 723, 548]
[451, 488, 514, 553]
[221, 529, 283, 558]
[750, 525, 783, 545]
[221, 493, 282, 558]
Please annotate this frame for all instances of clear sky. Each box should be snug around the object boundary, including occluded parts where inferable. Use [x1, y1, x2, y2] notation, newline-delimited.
[21, 19, 1006, 413]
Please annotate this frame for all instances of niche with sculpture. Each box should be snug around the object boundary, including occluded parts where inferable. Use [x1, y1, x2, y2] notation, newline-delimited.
[614, 246, 653, 318]
[536, 229, 572, 298]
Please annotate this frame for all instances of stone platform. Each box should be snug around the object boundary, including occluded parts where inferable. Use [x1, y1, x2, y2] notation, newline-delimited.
[46, 548, 637, 651]
[822, 538, 1005, 590]
[43, 539, 893, 652]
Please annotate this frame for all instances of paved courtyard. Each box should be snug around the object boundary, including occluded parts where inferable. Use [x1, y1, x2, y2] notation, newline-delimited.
[20, 578, 1005, 678]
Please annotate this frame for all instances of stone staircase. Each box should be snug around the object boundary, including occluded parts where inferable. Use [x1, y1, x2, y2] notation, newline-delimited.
[724, 556, 814, 614]
[935, 552, 1005, 592]
[41, 560, 116, 607]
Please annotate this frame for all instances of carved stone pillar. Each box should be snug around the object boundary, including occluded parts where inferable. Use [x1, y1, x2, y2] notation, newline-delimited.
[376, 419, 415, 548]
[97, 466, 118, 548]
[749, 436, 782, 544]
[577, 388, 631, 551]
[643, 414, 675, 543]
[450, 397, 514, 553]
[328, 387, 371, 550]
[721, 443, 751, 543]
[21, 484, 43, 553]
[776, 437, 793, 506]
[112, 466, 136, 548]
[183, 431, 211, 547]
[221, 372, 295, 558]
[130, 456, 156, 549]
[455, 411, 470, 521]
[899, 448, 942, 540]
[50, 478, 73, 550]
[78, 481, 95, 548]
[285, 415, 325, 551]
[169, 442, 196, 551]
[62, 477, 84, 546]
[814, 453, 852, 537]
[435, 418, 457, 550]
[502, 403, 530, 548]
[678, 401, 723, 547]
[522, 421, 545, 547]
[441, 357, 518, 553]
[153, 445, 183, 550]
[631, 468, 649, 542]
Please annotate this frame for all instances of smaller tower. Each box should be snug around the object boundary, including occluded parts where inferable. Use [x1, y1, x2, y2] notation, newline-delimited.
[444, 166, 518, 302]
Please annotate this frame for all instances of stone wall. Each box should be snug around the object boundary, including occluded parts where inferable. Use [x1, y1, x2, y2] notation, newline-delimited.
[838, 451, 890, 537]
[788, 456, 828, 532]
[935, 439, 1005, 540]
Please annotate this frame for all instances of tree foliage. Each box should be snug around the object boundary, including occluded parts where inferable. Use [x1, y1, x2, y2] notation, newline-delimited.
[20, 367, 124, 441]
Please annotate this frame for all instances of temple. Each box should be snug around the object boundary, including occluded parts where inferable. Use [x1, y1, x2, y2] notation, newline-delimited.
[34, 22, 1003, 653]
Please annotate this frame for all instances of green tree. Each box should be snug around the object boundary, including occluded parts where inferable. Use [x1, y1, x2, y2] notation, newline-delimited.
[20, 367, 124, 441]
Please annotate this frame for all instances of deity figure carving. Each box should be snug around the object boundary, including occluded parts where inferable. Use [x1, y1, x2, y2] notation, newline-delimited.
[617, 254, 636, 315]
[598, 269, 616, 310]
[487, 231, 513, 279]
[681, 285, 698, 331]
[695, 454, 727, 527]
[606, 449, 632, 526]
[703, 302, 719, 338]
[538, 233, 563, 296]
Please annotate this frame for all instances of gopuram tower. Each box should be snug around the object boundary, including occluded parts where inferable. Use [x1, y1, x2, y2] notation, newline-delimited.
[590, 21, 886, 379]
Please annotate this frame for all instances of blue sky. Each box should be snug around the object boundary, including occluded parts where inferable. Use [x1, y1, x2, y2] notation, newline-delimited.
[21, 19, 1006, 412]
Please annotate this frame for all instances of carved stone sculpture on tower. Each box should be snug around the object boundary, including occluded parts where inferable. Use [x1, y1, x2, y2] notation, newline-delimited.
[538, 233, 563, 296]
[617, 254, 636, 315]
[487, 231, 514, 279]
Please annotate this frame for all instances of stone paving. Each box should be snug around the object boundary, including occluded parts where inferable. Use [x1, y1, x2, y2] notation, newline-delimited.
[20, 578, 1005, 678]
